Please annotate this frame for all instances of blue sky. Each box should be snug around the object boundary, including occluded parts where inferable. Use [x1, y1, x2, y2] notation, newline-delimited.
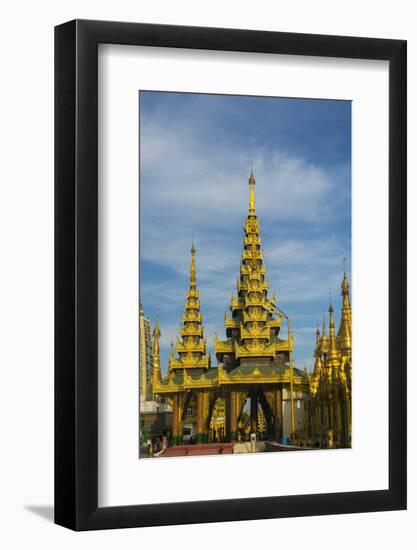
[139, 91, 351, 373]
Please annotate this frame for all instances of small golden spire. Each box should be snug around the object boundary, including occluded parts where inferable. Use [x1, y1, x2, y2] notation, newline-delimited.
[341, 258, 350, 307]
[321, 313, 329, 353]
[327, 303, 341, 368]
[313, 331, 323, 375]
[171, 245, 209, 371]
[338, 267, 352, 355]
[152, 312, 161, 385]
[248, 168, 256, 215]
[315, 326, 321, 347]
[341, 271, 350, 306]
[153, 310, 161, 352]
[190, 241, 196, 286]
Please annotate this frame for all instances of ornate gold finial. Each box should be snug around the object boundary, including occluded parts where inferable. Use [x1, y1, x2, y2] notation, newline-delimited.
[338, 268, 352, 355]
[341, 258, 350, 303]
[320, 312, 329, 353]
[153, 309, 161, 347]
[152, 310, 162, 385]
[342, 262, 350, 295]
[327, 302, 341, 368]
[190, 242, 196, 286]
[248, 167, 256, 214]
[315, 326, 321, 347]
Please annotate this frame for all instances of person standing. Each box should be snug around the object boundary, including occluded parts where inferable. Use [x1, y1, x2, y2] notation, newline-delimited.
[146, 437, 153, 458]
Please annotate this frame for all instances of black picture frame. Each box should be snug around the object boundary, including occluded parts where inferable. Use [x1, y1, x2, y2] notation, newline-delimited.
[55, 19, 407, 531]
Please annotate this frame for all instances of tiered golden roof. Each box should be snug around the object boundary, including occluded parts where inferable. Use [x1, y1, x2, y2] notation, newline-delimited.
[152, 171, 308, 412]
[152, 315, 161, 386]
[337, 272, 352, 355]
[168, 244, 210, 371]
[214, 170, 292, 368]
[309, 270, 352, 448]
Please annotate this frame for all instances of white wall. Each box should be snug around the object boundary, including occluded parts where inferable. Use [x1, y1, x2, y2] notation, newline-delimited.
[0, 1, 415, 548]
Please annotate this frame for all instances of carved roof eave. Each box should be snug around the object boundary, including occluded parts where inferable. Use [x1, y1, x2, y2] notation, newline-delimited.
[182, 312, 202, 323]
[180, 325, 204, 337]
[153, 373, 218, 394]
[240, 324, 271, 339]
[153, 370, 309, 394]
[175, 340, 206, 354]
[214, 339, 292, 358]
[218, 366, 308, 387]
[169, 356, 210, 370]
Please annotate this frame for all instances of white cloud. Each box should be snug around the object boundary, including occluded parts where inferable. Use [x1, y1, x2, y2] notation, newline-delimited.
[141, 118, 347, 228]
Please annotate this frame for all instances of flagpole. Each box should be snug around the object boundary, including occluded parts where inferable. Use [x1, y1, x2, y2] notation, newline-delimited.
[287, 317, 295, 444]
[266, 301, 295, 446]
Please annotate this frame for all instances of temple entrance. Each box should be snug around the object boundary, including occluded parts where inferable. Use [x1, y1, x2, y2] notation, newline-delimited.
[225, 386, 279, 443]
[236, 398, 263, 441]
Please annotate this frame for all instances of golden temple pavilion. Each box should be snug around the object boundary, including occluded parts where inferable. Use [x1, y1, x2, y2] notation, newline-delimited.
[152, 170, 312, 445]
[306, 271, 352, 449]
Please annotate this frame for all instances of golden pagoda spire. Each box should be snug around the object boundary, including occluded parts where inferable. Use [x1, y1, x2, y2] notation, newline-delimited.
[326, 304, 341, 369]
[315, 326, 321, 348]
[152, 312, 162, 386]
[190, 238, 196, 287]
[169, 244, 210, 371]
[312, 326, 323, 379]
[338, 268, 352, 355]
[320, 313, 329, 354]
[249, 166, 256, 215]
[215, 171, 290, 368]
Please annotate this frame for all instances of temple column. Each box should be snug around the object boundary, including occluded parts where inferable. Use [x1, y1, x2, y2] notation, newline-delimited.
[315, 405, 319, 445]
[250, 389, 258, 433]
[337, 396, 343, 448]
[225, 391, 231, 440]
[172, 393, 181, 445]
[273, 386, 283, 442]
[347, 393, 352, 446]
[304, 398, 311, 445]
[172, 394, 182, 445]
[229, 389, 238, 442]
[340, 397, 348, 447]
[196, 390, 208, 443]
[332, 397, 339, 448]
[321, 399, 326, 448]
[328, 400, 334, 449]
